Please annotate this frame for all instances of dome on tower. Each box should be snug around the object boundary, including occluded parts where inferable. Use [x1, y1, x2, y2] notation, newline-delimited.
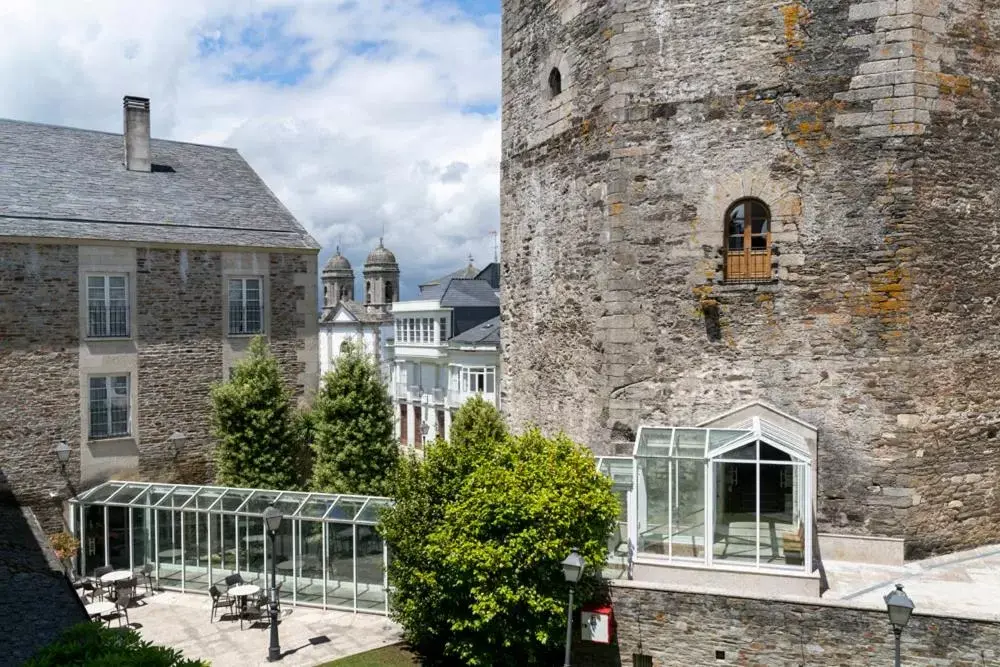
[365, 238, 398, 267]
[322, 247, 354, 277]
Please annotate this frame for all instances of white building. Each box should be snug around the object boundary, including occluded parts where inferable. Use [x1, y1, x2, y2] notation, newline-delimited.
[390, 264, 501, 449]
[318, 242, 399, 382]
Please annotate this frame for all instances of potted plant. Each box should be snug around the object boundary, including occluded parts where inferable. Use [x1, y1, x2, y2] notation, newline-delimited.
[49, 531, 80, 576]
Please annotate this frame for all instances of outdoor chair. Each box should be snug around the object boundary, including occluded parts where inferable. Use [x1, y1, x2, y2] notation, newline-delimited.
[105, 588, 132, 627]
[209, 585, 234, 623]
[224, 573, 244, 588]
[135, 562, 154, 595]
[241, 591, 269, 630]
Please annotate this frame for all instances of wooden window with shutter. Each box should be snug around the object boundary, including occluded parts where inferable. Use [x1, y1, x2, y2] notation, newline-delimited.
[724, 199, 772, 283]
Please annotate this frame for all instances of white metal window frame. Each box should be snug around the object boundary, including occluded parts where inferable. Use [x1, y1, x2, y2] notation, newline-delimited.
[459, 366, 496, 394]
[88, 374, 131, 440]
[228, 277, 264, 336]
[624, 420, 813, 575]
[86, 273, 131, 339]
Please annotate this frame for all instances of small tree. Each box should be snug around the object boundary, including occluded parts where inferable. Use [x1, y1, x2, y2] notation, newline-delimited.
[380, 409, 618, 666]
[310, 340, 397, 495]
[210, 336, 303, 490]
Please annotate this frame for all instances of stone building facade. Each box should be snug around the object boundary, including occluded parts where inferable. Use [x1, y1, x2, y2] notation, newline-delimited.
[0, 96, 319, 529]
[500, 0, 1000, 558]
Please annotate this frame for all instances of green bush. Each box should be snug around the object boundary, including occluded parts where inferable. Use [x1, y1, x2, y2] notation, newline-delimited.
[26, 622, 208, 667]
[310, 340, 397, 496]
[210, 336, 306, 490]
[379, 399, 618, 666]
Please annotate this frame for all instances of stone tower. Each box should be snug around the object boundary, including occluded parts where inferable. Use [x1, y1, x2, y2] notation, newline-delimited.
[500, 0, 1000, 556]
[362, 238, 400, 313]
[321, 247, 354, 311]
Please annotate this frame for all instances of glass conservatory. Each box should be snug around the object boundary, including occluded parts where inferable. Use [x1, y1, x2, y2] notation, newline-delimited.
[68, 482, 393, 615]
[632, 416, 813, 571]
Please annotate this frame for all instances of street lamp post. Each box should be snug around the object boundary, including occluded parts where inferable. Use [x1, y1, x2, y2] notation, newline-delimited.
[561, 548, 585, 667]
[262, 506, 283, 662]
[884, 583, 914, 667]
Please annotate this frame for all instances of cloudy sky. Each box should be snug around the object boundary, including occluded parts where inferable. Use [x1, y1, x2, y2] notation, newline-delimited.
[0, 0, 501, 298]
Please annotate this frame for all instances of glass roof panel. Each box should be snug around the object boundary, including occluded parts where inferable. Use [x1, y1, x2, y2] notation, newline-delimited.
[708, 429, 751, 449]
[597, 457, 635, 487]
[327, 498, 367, 521]
[242, 490, 282, 515]
[143, 485, 175, 508]
[155, 486, 197, 508]
[357, 498, 393, 523]
[194, 488, 226, 510]
[80, 482, 124, 503]
[272, 492, 306, 516]
[673, 429, 707, 457]
[298, 497, 335, 518]
[633, 427, 673, 456]
[218, 489, 254, 512]
[715, 442, 756, 460]
[105, 483, 150, 505]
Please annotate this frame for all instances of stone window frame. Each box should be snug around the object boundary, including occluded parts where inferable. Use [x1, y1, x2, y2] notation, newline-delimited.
[88, 373, 132, 440]
[723, 198, 773, 284]
[540, 51, 573, 103]
[84, 272, 132, 340]
[226, 275, 265, 337]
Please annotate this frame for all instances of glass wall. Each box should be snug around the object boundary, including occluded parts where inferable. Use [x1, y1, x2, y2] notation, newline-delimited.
[69, 483, 393, 615]
[633, 422, 812, 571]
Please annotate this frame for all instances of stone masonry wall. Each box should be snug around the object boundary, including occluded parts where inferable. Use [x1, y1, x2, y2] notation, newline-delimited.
[590, 583, 1000, 667]
[0, 242, 80, 529]
[0, 241, 318, 530]
[136, 247, 224, 485]
[500, 0, 1000, 555]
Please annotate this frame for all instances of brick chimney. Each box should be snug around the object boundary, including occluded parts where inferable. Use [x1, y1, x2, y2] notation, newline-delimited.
[123, 95, 151, 172]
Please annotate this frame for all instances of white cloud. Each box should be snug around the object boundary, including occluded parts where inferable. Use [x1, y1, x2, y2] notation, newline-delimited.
[0, 0, 501, 296]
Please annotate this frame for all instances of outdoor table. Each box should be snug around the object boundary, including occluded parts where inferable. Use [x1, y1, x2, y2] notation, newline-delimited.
[85, 600, 115, 623]
[100, 569, 134, 584]
[158, 549, 183, 559]
[227, 583, 261, 628]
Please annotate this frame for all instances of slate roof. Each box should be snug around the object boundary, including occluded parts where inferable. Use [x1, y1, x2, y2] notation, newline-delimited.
[418, 263, 480, 298]
[450, 315, 500, 345]
[0, 118, 319, 250]
[439, 278, 500, 308]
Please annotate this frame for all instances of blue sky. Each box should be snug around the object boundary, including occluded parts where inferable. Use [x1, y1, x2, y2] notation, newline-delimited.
[0, 0, 503, 299]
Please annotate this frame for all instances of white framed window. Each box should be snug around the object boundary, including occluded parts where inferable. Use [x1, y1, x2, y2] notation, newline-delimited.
[460, 367, 496, 394]
[228, 277, 264, 335]
[89, 375, 130, 439]
[87, 274, 130, 338]
[439, 317, 448, 342]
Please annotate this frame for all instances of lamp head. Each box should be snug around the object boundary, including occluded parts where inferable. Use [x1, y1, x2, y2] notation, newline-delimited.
[51, 441, 71, 465]
[561, 547, 585, 584]
[262, 505, 283, 533]
[884, 583, 914, 631]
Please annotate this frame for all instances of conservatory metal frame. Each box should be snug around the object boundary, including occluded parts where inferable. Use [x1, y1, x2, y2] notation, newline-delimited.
[628, 416, 814, 573]
[68, 481, 393, 615]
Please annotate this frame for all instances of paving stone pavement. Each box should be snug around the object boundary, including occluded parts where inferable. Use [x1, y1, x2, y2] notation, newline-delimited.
[123, 591, 402, 667]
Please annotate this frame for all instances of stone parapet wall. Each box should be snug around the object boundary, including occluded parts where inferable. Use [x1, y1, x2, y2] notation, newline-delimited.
[500, 0, 1000, 555]
[592, 583, 1000, 666]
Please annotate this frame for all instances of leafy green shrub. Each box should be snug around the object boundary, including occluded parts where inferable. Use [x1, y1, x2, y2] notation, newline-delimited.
[310, 340, 397, 495]
[26, 622, 208, 667]
[380, 398, 618, 666]
[210, 336, 305, 490]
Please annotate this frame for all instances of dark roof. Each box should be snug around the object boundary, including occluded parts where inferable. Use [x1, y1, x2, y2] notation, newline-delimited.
[419, 263, 479, 298]
[439, 278, 500, 308]
[450, 315, 500, 345]
[475, 262, 500, 289]
[0, 118, 319, 250]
